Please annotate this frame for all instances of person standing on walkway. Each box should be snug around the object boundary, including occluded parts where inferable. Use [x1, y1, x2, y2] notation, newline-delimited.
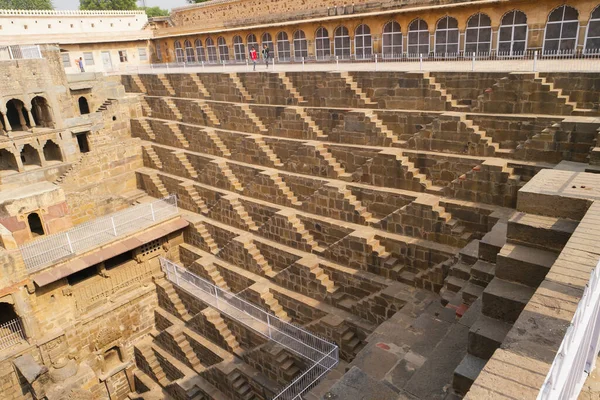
[250, 47, 258, 71]
[262, 44, 270, 69]
[74, 57, 85, 72]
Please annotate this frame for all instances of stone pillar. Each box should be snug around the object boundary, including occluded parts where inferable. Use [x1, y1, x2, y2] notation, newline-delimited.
[15, 103, 27, 130]
[26, 108, 36, 128]
[2, 112, 12, 132]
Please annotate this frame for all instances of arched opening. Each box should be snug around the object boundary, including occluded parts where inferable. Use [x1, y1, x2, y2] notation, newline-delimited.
[6, 99, 30, 131]
[0, 149, 18, 171]
[355, 24, 372, 60]
[315, 27, 331, 60]
[293, 30, 308, 60]
[544, 5, 579, 54]
[408, 19, 430, 56]
[277, 32, 291, 61]
[334, 26, 351, 59]
[43, 140, 62, 162]
[0, 303, 25, 347]
[435, 16, 459, 55]
[205, 37, 217, 63]
[78, 96, 90, 115]
[382, 21, 402, 58]
[217, 37, 229, 61]
[233, 35, 246, 61]
[498, 10, 528, 55]
[184, 40, 195, 63]
[586, 6, 600, 53]
[465, 13, 492, 55]
[31, 96, 53, 127]
[174, 41, 184, 63]
[27, 212, 44, 237]
[20, 144, 41, 167]
[195, 39, 206, 62]
[0, 303, 19, 325]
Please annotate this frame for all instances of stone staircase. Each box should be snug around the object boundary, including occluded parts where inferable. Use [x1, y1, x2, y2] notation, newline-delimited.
[181, 182, 209, 214]
[158, 74, 176, 96]
[149, 174, 169, 197]
[283, 212, 325, 253]
[165, 122, 189, 148]
[458, 114, 506, 157]
[205, 128, 231, 157]
[201, 308, 242, 353]
[295, 107, 327, 139]
[194, 223, 220, 254]
[190, 74, 211, 98]
[278, 72, 308, 105]
[132, 75, 148, 93]
[533, 72, 594, 115]
[338, 71, 378, 107]
[228, 371, 254, 400]
[252, 135, 283, 167]
[395, 151, 444, 195]
[310, 142, 352, 181]
[228, 196, 259, 231]
[95, 98, 114, 113]
[258, 287, 291, 322]
[239, 103, 268, 133]
[170, 328, 203, 371]
[173, 151, 198, 179]
[330, 183, 377, 224]
[198, 101, 221, 126]
[305, 260, 338, 293]
[137, 119, 156, 140]
[136, 344, 170, 387]
[213, 160, 244, 192]
[262, 171, 302, 206]
[230, 73, 254, 102]
[163, 98, 183, 121]
[141, 97, 153, 117]
[363, 110, 402, 146]
[242, 238, 277, 278]
[420, 72, 470, 111]
[143, 144, 163, 169]
[202, 262, 230, 291]
[156, 280, 191, 322]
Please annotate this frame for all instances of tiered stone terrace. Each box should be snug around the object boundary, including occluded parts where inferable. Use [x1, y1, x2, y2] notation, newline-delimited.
[121, 70, 600, 399]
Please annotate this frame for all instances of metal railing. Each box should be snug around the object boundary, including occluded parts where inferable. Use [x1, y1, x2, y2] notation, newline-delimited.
[20, 195, 179, 273]
[0, 45, 42, 61]
[539, 263, 600, 400]
[113, 49, 600, 75]
[0, 318, 25, 350]
[160, 258, 339, 399]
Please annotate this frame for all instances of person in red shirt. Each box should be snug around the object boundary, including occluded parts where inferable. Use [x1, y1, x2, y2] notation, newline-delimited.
[250, 47, 258, 71]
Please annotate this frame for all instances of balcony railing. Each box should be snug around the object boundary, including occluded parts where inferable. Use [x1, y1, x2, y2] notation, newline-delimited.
[0, 45, 42, 61]
[0, 318, 25, 350]
[539, 263, 600, 399]
[20, 195, 178, 273]
[160, 258, 339, 399]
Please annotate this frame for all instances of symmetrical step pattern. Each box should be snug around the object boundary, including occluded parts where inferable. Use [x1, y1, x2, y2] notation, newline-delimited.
[241, 238, 276, 278]
[181, 183, 210, 214]
[164, 98, 183, 120]
[230, 73, 254, 102]
[253, 135, 283, 167]
[174, 151, 198, 179]
[132, 75, 148, 93]
[166, 123, 190, 148]
[198, 101, 221, 126]
[214, 160, 244, 192]
[421, 72, 469, 111]
[363, 110, 402, 146]
[264, 171, 301, 206]
[190, 74, 211, 98]
[239, 104, 269, 133]
[201, 307, 242, 353]
[295, 107, 327, 139]
[338, 71, 378, 107]
[138, 119, 156, 140]
[149, 174, 169, 197]
[228, 196, 259, 231]
[158, 74, 176, 96]
[310, 142, 352, 181]
[195, 223, 220, 254]
[278, 72, 308, 104]
[205, 128, 231, 157]
[259, 289, 291, 322]
[143, 144, 163, 169]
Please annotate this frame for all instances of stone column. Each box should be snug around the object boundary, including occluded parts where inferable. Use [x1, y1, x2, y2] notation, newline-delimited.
[15, 103, 27, 130]
[13, 149, 24, 172]
[2, 112, 12, 132]
[26, 108, 36, 128]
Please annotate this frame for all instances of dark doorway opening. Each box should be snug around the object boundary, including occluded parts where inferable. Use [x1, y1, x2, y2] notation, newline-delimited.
[76, 133, 90, 153]
[27, 212, 44, 237]
[78, 97, 90, 115]
[6, 99, 29, 131]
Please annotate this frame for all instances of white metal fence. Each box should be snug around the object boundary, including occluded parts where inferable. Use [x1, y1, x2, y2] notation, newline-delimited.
[0, 318, 25, 350]
[20, 195, 179, 273]
[0, 45, 42, 61]
[539, 263, 600, 400]
[114, 49, 600, 75]
[160, 258, 339, 399]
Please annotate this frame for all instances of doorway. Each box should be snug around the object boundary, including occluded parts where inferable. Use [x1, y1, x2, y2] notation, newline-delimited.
[101, 51, 112, 71]
[76, 133, 90, 153]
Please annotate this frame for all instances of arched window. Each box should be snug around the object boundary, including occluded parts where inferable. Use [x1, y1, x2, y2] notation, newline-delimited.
[465, 13, 492, 55]
[333, 26, 351, 59]
[276, 32, 291, 61]
[31, 96, 52, 128]
[217, 37, 229, 61]
[205, 37, 217, 63]
[354, 24, 372, 60]
[28, 212, 44, 236]
[43, 140, 62, 162]
[0, 149, 18, 171]
[195, 39, 206, 62]
[174, 40, 184, 63]
[20, 144, 40, 167]
[586, 6, 600, 52]
[382, 21, 402, 58]
[262, 33, 274, 55]
[544, 6, 579, 54]
[408, 19, 429, 56]
[498, 10, 528, 55]
[184, 40, 195, 63]
[6, 99, 29, 131]
[435, 16, 459, 55]
[78, 97, 89, 115]
[247, 34, 259, 54]
[315, 27, 331, 60]
[233, 35, 245, 61]
[293, 30, 308, 60]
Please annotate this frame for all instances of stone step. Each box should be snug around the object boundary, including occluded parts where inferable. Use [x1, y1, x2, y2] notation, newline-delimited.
[468, 315, 512, 360]
[452, 354, 487, 395]
[478, 222, 507, 263]
[449, 262, 471, 281]
[459, 239, 480, 265]
[482, 277, 535, 323]
[495, 243, 558, 287]
[470, 260, 495, 285]
[507, 212, 578, 253]
[445, 276, 467, 293]
[462, 282, 484, 305]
